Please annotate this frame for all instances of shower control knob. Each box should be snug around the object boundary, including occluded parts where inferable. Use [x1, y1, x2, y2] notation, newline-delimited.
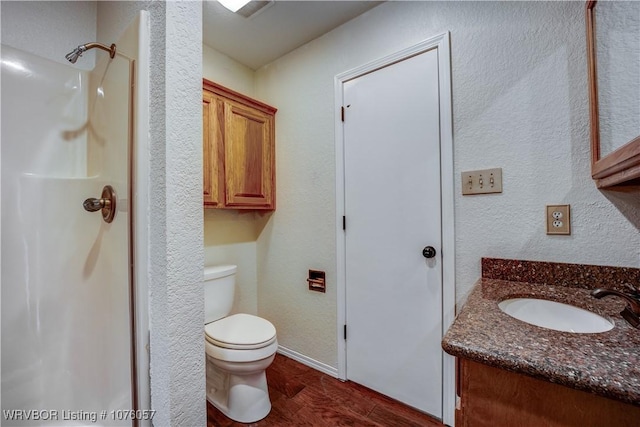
[422, 246, 437, 259]
[83, 198, 105, 212]
[83, 185, 117, 223]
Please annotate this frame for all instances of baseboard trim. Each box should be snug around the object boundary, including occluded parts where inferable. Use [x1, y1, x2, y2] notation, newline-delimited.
[277, 346, 339, 378]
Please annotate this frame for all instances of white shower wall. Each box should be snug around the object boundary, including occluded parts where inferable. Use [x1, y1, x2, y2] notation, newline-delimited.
[1, 46, 89, 178]
[1, 44, 132, 425]
[2, 2, 206, 425]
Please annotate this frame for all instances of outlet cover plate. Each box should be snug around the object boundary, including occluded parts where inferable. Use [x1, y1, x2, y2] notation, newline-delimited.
[461, 168, 503, 195]
[546, 205, 571, 235]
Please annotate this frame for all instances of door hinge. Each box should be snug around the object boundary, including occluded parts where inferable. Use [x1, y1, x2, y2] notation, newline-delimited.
[342, 215, 346, 231]
[341, 106, 345, 122]
[344, 324, 347, 340]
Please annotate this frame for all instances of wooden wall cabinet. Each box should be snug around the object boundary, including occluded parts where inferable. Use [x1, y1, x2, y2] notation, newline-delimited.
[586, 1, 640, 190]
[203, 79, 277, 210]
[456, 358, 640, 427]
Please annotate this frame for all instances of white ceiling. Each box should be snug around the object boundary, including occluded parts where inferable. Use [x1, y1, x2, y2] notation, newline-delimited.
[203, 1, 383, 70]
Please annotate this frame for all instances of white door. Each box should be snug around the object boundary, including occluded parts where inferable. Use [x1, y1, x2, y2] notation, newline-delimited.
[342, 47, 443, 418]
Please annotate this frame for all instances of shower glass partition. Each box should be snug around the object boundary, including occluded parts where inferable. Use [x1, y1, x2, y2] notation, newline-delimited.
[1, 41, 135, 425]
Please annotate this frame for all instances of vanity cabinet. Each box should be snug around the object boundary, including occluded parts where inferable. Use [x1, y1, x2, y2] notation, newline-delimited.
[203, 79, 276, 210]
[456, 358, 640, 427]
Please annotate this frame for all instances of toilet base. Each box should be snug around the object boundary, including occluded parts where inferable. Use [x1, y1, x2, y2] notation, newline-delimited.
[206, 354, 274, 423]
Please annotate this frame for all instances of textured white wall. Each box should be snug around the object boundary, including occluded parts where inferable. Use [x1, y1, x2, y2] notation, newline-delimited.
[203, 209, 266, 316]
[203, 44, 255, 96]
[163, 4, 204, 425]
[204, 237, 259, 315]
[202, 46, 261, 316]
[98, 2, 205, 426]
[254, 1, 640, 369]
[1, 1, 97, 69]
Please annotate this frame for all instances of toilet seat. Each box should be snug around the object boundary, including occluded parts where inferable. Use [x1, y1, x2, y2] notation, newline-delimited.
[205, 313, 276, 350]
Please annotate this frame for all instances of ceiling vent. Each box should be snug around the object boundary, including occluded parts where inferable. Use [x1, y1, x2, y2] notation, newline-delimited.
[237, 0, 274, 18]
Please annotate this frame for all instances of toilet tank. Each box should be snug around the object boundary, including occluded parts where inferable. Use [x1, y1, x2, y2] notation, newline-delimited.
[204, 265, 237, 324]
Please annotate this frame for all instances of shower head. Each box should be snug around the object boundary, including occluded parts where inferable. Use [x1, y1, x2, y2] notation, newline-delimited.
[65, 42, 117, 64]
[65, 45, 88, 64]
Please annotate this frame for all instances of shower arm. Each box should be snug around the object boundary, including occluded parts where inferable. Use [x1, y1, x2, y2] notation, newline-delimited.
[66, 42, 117, 64]
[82, 42, 117, 59]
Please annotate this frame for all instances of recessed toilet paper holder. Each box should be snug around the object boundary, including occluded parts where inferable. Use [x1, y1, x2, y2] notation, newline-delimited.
[307, 270, 326, 293]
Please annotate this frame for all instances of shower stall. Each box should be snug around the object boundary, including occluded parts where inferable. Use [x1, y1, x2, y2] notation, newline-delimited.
[1, 12, 149, 426]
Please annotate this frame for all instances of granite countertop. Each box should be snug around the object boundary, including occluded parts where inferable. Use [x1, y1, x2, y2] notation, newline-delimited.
[442, 258, 640, 406]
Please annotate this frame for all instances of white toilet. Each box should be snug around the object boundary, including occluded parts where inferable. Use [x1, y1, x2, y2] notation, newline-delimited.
[204, 265, 278, 423]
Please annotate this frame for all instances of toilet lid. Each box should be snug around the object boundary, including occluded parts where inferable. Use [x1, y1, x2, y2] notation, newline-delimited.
[205, 313, 276, 350]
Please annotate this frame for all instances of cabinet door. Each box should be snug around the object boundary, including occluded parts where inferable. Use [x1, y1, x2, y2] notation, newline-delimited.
[223, 100, 274, 209]
[203, 90, 222, 207]
[458, 359, 640, 427]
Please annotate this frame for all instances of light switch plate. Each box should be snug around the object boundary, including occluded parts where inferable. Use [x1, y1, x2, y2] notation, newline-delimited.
[546, 205, 571, 235]
[461, 168, 503, 195]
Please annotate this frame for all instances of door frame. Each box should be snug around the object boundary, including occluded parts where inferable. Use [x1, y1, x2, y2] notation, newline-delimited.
[334, 32, 456, 425]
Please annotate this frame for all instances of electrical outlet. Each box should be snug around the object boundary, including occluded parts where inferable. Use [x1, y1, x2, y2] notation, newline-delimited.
[546, 205, 571, 235]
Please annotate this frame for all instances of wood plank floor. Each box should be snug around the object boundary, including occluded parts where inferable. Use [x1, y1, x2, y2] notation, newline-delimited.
[207, 353, 445, 427]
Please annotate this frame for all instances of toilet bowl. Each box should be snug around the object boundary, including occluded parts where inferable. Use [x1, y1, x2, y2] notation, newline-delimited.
[204, 266, 277, 423]
[205, 313, 277, 423]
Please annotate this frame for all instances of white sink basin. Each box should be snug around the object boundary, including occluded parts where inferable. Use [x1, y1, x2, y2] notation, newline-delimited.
[498, 298, 614, 333]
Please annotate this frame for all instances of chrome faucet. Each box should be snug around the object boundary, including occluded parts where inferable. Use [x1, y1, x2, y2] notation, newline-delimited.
[591, 285, 640, 328]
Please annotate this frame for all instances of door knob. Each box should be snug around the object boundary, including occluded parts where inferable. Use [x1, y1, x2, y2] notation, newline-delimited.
[422, 246, 437, 258]
[83, 185, 117, 223]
